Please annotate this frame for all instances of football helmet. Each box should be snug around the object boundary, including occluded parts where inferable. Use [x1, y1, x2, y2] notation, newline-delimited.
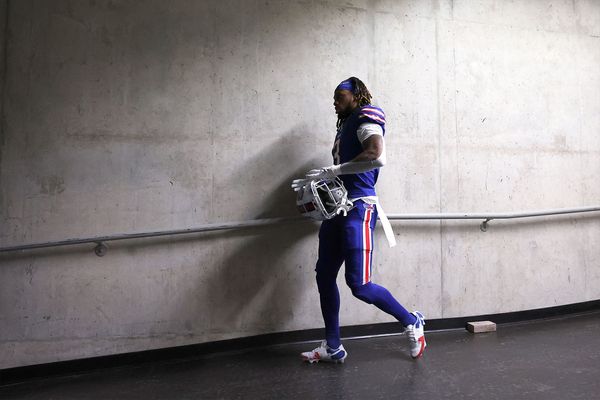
[296, 177, 354, 220]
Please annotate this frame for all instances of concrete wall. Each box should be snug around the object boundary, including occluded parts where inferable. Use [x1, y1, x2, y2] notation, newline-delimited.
[1, 0, 599, 369]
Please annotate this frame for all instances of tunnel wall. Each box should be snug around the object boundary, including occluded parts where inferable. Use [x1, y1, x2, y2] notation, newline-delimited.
[1, 0, 599, 368]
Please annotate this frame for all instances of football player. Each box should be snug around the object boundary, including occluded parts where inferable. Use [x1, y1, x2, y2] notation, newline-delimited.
[299, 77, 426, 363]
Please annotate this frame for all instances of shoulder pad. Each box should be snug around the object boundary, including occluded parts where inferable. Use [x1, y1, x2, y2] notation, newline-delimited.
[358, 105, 386, 125]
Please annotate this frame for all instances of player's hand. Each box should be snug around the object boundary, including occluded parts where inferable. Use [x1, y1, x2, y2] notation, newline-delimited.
[291, 178, 309, 192]
[305, 167, 337, 181]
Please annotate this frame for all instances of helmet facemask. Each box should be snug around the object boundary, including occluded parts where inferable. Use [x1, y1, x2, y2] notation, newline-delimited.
[296, 177, 354, 220]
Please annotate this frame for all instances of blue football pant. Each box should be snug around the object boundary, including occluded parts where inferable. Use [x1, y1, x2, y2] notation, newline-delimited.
[315, 200, 416, 349]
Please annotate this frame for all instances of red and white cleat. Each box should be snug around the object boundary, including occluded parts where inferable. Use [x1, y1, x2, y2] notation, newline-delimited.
[301, 340, 347, 364]
[405, 311, 426, 359]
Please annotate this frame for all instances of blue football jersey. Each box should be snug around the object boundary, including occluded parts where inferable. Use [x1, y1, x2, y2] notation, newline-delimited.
[332, 104, 386, 198]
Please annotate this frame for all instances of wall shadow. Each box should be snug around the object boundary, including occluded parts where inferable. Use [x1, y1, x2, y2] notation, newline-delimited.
[201, 129, 325, 338]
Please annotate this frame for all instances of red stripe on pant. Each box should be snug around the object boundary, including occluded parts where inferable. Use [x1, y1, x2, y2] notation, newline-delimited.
[363, 208, 372, 284]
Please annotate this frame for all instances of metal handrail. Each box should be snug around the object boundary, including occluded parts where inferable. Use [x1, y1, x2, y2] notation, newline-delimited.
[386, 205, 600, 231]
[1, 205, 599, 256]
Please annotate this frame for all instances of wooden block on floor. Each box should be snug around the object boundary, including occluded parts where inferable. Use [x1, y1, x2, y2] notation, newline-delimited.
[467, 321, 497, 333]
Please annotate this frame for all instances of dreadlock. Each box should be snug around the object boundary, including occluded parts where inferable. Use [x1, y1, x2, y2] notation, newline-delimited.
[336, 76, 373, 129]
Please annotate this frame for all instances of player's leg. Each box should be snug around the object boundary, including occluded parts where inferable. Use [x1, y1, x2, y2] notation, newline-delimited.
[315, 218, 344, 349]
[353, 281, 426, 358]
[351, 282, 416, 326]
[301, 217, 347, 363]
[342, 201, 426, 358]
[342, 201, 415, 324]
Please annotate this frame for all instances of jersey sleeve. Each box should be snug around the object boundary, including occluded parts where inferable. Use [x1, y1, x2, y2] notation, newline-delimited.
[358, 105, 386, 126]
[357, 122, 383, 143]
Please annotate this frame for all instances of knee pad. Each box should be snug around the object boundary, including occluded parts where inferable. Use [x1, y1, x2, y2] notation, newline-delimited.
[351, 283, 374, 304]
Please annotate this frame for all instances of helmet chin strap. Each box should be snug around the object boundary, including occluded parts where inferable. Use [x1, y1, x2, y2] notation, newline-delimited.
[331, 197, 353, 217]
[335, 202, 353, 217]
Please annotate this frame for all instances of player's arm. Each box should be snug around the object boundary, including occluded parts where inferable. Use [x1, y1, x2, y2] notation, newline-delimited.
[328, 123, 386, 175]
[350, 134, 384, 163]
[301, 123, 386, 182]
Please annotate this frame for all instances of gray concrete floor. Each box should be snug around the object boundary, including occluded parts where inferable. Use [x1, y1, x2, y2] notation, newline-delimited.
[2, 311, 600, 400]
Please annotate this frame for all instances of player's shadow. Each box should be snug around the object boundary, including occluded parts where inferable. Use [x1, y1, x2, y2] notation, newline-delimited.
[202, 128, 327, 337]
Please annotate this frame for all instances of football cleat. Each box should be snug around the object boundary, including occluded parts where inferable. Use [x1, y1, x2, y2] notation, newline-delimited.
[405, 311, 426, 359]
[301, 340, 347, 364]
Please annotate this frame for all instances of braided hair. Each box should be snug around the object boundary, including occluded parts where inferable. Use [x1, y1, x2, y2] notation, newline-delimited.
[336, 76, 373, 129]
